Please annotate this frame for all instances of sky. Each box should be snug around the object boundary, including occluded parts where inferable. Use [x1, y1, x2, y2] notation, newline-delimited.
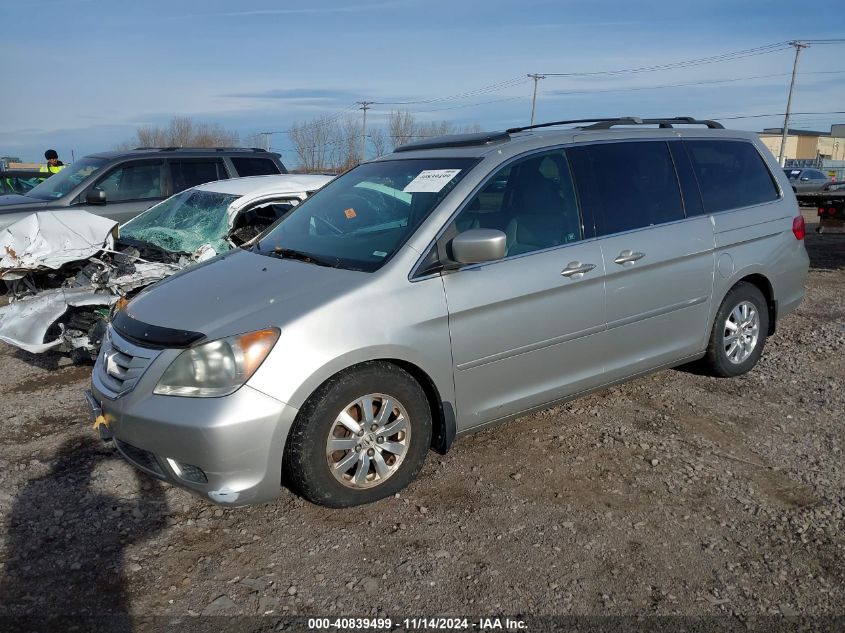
[1, 0, 843, 165]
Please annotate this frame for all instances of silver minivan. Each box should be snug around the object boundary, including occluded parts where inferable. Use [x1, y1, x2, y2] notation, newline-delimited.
[88, 117, 809, 508]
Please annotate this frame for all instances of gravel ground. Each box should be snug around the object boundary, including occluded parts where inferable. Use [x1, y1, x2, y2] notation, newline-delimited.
[0, 211, 843, 631]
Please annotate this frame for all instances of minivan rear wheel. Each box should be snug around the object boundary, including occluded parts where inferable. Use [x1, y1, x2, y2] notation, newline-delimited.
[703, 282, 769, 377]
[284, 361, 432, 507]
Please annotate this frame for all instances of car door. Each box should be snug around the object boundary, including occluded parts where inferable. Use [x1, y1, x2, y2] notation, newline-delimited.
[569, 140, 715, 380]
[83, 160, 166, 224]
[440, 149, 607, 430]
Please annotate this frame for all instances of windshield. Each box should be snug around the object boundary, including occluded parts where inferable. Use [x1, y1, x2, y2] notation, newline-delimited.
[25, 157, 108, 200]
[255, 158, 476, 271]
[120, 189, 240, 254]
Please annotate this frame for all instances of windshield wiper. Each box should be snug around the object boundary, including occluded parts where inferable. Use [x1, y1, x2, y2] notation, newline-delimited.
[268, 246, 339, 268]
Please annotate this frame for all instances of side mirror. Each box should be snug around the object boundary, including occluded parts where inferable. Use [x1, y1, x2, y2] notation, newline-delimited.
[450, 228, 507, 265]
[86, 188, 107, 205]
[800, 176, 810, 181]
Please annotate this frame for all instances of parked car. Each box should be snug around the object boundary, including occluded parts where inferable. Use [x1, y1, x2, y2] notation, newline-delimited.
[87, 117, 809, 508]
[0, 147, 287, 231]
[782, 167, 830, 193]
[0, 174, 332, 360]
[0, 170, 52, 196]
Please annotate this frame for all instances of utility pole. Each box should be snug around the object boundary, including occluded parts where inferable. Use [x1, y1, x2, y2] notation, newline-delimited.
[778, 41, 809, 167]
[357, 101, 373, 163]
[527, 74, 546, 126]
[256, 132, 273, 151]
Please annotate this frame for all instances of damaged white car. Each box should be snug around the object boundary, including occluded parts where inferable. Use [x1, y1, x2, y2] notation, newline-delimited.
[0, 174, 333, 360]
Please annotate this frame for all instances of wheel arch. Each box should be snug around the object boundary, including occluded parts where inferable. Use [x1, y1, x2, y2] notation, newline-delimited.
[716, 271, 777, 336]
[286, 355, 457, 457]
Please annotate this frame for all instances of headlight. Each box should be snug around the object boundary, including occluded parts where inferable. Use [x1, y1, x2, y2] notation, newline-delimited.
[154, 328, 279, 397]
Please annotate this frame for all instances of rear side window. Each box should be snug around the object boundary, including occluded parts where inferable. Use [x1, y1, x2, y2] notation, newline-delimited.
[230, 157, 281, 176]
[685, 140, 779, 213]
[170, 160, 228, 194]
[568, 141, 683, 236]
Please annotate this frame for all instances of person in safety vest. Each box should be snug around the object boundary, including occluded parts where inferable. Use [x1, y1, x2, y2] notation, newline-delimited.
[40, 149, 65, 174]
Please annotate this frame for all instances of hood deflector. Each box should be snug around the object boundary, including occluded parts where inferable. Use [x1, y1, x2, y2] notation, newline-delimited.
[112, 310, 205, 349]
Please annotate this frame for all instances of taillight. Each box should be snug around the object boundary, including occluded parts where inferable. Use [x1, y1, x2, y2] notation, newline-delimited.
[792, 215, 805, 240]
[818, 207, 825, 216]
[829, 207, 837, 216]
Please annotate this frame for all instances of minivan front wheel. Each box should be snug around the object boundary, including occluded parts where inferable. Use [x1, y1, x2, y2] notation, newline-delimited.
[285, 362, 432, 507]
[703, 282, 769, 377]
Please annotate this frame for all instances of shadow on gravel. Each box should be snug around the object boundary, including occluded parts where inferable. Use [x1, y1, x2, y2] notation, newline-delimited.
[804, 224, 845, 271]
[0, 436, 167, 632]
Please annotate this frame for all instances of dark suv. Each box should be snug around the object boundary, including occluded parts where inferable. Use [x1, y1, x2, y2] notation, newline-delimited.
[0, 147, 286, 230]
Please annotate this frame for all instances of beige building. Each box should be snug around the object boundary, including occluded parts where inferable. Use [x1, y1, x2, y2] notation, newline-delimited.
[758, 125, 845, 161]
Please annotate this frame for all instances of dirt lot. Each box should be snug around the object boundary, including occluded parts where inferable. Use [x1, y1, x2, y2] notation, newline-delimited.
[0, 211, 843, 631]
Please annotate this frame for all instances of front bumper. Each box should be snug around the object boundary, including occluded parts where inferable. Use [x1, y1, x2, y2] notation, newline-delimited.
[88, 380, 299, 506]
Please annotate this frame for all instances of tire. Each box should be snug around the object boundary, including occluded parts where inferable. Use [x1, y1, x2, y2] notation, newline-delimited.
[703, 282, 769, 378]
[284, 361, 432, 508]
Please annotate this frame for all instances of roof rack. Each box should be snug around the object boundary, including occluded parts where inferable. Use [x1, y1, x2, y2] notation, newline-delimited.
[506, 116, 723, 134]
[132, 147, 270, 152]
[394, 131, 511, 153]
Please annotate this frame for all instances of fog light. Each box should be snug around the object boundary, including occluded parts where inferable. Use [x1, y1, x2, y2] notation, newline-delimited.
[166, 458, 208, 483]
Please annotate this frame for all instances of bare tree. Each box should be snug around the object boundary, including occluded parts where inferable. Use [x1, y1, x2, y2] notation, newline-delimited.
[369, 127, 388, 158]
[388, 110, 418, 149]
[288, 115, 341, 172]
[386, 110, 482, 151]
[336, 117, 362, 171]
[118, 116, 239, 149]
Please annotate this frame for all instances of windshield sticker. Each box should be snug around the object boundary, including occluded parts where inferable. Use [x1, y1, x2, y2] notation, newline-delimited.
[344, 208, 357, 219]
[403, 169, 462, 193]
[373, 250, 387, 258]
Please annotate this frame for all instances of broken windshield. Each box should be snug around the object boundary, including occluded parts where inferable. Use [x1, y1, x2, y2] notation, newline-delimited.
[120, 189, 240, 254]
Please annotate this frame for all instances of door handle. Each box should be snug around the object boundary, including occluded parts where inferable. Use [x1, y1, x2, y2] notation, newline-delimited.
[614, 250, 645, 266]
[560, 261, 596, 279]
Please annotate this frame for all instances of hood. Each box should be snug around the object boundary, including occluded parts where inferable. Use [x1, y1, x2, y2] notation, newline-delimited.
[0, 194, 44, 209]
[123, 248, 370, 340]
[0, 210, 116, 278]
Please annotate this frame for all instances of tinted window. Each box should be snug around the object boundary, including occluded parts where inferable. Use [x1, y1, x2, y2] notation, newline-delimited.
[685, 140, 778, 213]
[170, 160, 228, 193]
[94, 161, 163, 202]
[569, 141, 683, 236]
[230, 157, 281, 176]
[451, 150, 582, 257]
[668, 141, 705, 216]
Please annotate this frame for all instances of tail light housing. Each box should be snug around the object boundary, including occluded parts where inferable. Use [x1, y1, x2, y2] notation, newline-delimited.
[818, 207, 825, 216]
[792, 215, 805, 240]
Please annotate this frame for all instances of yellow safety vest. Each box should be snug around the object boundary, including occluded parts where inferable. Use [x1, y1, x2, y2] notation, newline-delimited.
[40, 164, 65, 174]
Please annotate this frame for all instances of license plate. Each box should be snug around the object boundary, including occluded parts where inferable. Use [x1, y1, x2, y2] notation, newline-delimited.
[85, 390, 113, 440]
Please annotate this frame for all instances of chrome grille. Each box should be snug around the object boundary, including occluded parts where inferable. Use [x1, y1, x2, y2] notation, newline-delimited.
[94, 327, 160, 398]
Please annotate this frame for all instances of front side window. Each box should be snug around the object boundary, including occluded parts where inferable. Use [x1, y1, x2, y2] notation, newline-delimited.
[686, 140, 778, 213]
[94, 161, 163, 202]
[120, 189, 240, 254]
[450, 150, 582, 257]
[255, 158, 476, 271]
[569, 141, 684, 236]
[25, 157, 108, 200]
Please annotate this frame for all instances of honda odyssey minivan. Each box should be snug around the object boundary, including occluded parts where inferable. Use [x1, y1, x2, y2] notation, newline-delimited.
[87, 117, 809, 508]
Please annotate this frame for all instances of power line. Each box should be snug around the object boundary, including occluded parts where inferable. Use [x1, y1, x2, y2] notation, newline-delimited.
[540, 69, 845, 97]
[714, 111, 845, 121]
[371, 76, 529, 106]
[539, 42, 792, 77]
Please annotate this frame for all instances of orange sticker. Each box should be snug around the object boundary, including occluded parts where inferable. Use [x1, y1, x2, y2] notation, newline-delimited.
[344, 208, 357, 219]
